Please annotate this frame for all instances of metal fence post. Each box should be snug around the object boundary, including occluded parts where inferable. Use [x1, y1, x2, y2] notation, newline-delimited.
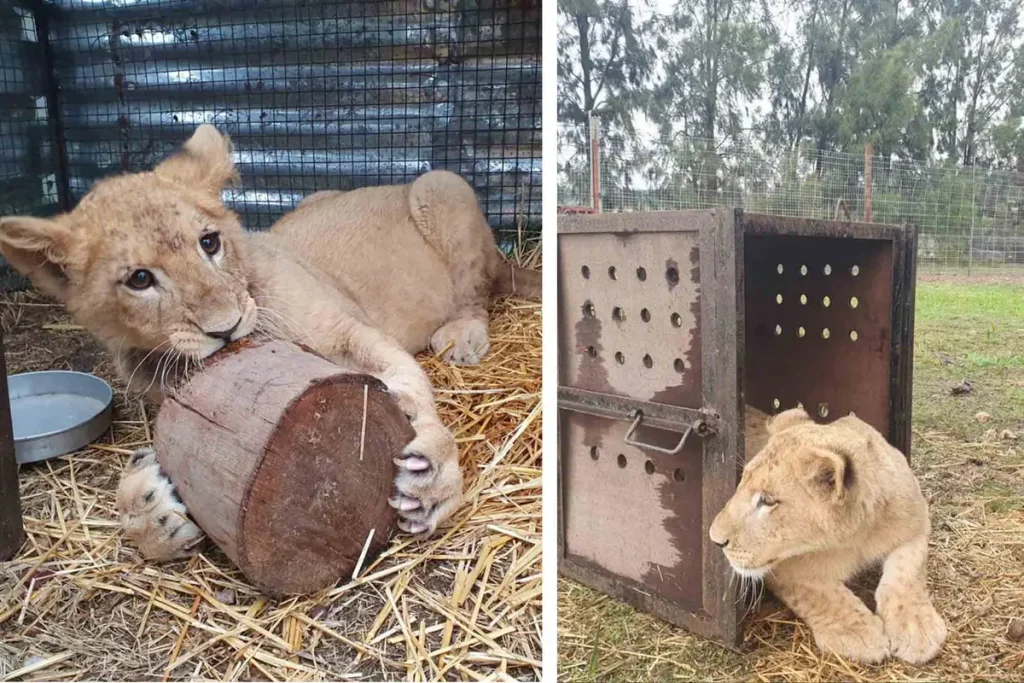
[969, 165, 977, 275]
[589, 113, 601, 214]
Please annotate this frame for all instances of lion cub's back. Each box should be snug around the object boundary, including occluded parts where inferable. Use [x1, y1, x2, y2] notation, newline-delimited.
[271, 185, 456, 351]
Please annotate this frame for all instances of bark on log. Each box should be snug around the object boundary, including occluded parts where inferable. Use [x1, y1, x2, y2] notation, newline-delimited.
[154, 338, 412, 595]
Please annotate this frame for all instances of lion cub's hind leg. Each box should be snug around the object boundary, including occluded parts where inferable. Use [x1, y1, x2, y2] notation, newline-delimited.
[771, 579, 890, 664]
[430, 308, 490, 365]
[116, 448, 204, 561]
[875, 535, 947, 665]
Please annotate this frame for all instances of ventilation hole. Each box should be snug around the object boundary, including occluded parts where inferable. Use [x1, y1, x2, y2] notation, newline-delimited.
[636, 267, 647, 281]
[673, 468, 685, 482]
[849, 330, 859, 342]
[800, 293, 808, 305]
[797, 326, 806, 338]
[590, 446, 599, 461]
[582, 301, 595, 317]
[608, 266, 617, 280]
[822, 296, 831, 307]
[671, 313, 682, 327]
[612, 306, 625, 322]
[777, 263, 784, 274]
[818, 403, 829, 418]
[617, 454, 627, 468]
[642, 354, 653, 369]
[821, 328, 831, 339]
[615, 351, 625, 364]
[823, 264, 832, 275]
[581, 265, 590, 279]
[776, 293, 783, 304]
[644, 460, 655, 475]
[800, 264, 808, 276]
[641, 308, 651, 322]
[666, 266, 680, 285]
[587, 345, 597, 357]
[772, 398, 781, 410]
[774, 324, 783, 336]
[849, 296, 859, 309]
[674, 358, 685, 373]
[850, 265, 860, 276]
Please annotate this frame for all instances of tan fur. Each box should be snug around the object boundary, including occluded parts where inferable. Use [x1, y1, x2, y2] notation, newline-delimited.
[711, 407, 946, 664]
[0, 125, 538, 560]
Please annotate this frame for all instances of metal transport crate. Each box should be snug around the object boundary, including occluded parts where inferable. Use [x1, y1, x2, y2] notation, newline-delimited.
[557, 208, 917, 647]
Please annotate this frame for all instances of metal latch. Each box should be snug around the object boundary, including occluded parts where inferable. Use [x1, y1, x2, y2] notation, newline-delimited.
[624, 409, 702, 455]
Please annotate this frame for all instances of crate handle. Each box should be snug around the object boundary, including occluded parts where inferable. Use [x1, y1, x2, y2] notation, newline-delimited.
[624, 410, 693, 455]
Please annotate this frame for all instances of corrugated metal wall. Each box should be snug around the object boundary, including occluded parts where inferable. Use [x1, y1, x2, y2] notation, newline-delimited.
[42, 0, 541, 240]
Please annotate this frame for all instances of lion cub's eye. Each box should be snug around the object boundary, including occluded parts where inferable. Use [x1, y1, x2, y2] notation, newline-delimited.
[199, 232, 221, 256]
[758, 493, 778, 507]
[126, 269, 154, 290]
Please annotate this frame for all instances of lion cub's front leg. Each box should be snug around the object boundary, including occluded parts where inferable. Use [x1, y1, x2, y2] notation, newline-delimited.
[331, 319, 464, 536]
[116, 448, 204, 560]
[875, 535, 947, 664]
[771, 579, 890, 664]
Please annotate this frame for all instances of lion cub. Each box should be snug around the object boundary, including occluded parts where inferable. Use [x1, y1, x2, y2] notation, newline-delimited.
[711, 407, 946, 665]
[0, 125, 539, 561]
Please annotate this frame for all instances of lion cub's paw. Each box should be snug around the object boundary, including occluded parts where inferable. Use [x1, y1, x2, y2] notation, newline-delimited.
[882, 600, 947, 665]
[430, 318, 490, 366]
[390, 420, 463, 536]
[814, 614, 890, 664]
[117, 448, 204, 561]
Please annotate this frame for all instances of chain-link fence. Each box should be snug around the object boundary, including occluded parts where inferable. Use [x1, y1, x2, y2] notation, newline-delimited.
[559, 121, 1024, 274]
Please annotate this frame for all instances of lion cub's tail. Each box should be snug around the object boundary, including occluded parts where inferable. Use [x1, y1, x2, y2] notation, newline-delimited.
[492, 263, 541, 300]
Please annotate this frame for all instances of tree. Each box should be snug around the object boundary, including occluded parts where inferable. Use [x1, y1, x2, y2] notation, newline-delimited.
[557, 0, 659, 199]
[921, 0, 1024, 166]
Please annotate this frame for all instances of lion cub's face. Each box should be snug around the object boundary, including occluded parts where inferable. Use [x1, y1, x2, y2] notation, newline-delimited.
[709, 409, 854, 579]
[0, 125, 257, 360]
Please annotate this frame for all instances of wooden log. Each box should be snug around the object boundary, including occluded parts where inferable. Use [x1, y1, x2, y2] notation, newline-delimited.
[154, 338, 412, 595]
[0, 329, 24, 561]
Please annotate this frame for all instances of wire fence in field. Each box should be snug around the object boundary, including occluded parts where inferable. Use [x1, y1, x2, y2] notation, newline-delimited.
[558, 122, 1024, 274]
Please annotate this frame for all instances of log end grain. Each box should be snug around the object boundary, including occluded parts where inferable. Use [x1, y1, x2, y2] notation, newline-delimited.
[238, 375, 413, 595]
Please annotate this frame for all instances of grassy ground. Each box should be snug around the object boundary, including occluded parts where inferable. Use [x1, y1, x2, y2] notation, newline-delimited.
[558, 279, 1024, 682]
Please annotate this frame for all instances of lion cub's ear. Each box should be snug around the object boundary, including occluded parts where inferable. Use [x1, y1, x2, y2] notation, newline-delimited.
[0, 216, 74, 301]
[155, 125, 238, 199]
[802, 447, 852, 502]
[767, 407, 813, 436]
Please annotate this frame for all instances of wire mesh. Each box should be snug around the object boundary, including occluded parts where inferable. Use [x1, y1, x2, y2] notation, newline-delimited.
[34, 0, 540, 244]
[559, 121, 1024, 274]
[0, 1, 62, 288]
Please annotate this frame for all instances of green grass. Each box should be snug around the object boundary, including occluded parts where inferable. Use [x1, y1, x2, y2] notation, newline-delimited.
[558, 278, 1024, 682]
[913, 282, 1024, 442]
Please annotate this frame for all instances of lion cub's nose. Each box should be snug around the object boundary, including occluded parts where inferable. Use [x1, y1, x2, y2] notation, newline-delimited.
[709, 519, 729, 548]
[207, 318, 241, 341]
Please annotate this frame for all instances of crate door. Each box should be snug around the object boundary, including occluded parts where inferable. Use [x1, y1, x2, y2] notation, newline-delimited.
[557, 209, 744, 647]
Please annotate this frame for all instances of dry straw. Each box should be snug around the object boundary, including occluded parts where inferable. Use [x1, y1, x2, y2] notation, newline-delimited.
[0, 283, 541, 682]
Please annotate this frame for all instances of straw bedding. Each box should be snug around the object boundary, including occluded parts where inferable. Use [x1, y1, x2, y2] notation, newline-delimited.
[0, 282, 542, 682]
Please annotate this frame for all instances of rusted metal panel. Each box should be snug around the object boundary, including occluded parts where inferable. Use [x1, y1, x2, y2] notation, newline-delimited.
[741, 232, 894, 434]
[558, 208, 917, 649]
[557, 208, 744, 646]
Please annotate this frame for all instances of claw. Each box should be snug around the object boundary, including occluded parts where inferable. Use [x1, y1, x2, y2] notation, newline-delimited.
[388, 496, 422, 511]
[398, 520, 429, 534]
[394, 455, 431, 472]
